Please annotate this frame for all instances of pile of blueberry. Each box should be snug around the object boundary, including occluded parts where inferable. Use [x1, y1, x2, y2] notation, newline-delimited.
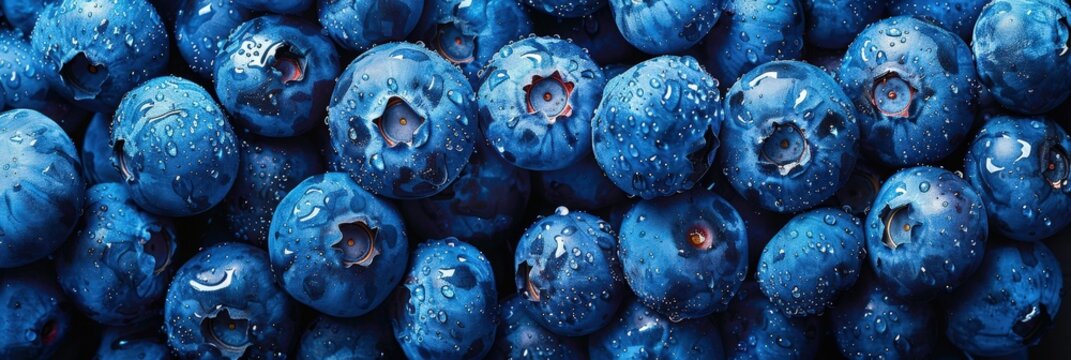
[1, 0, 1070, 358]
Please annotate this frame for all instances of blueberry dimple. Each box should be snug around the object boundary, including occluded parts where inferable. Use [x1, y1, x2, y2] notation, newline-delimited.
[1043, 145, 1069, 188]
[760, 123, 808, 167]
[524, 72, 573, 120]
[270, 44, 305, 84]
[202, 309, 251, 352]
[870, 73, 914, 117]
[60, 53, 108, 99]
[375, 98, 425, 147]
[435, 23, 476, 64]
[334, 222, 378, 267]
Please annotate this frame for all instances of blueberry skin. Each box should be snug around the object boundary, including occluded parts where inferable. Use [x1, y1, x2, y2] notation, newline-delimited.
[537, 154, 628, 211]
[489, 295, 586, 360]
[719, 282, 822, 359]
[327, 43, 477, 199]
[268, 172, 408, 317]
[297, 311, 402, 360]
[80, 113, 123, 185]
[0, 31, 51, 112]
[479, 36, 605, 171]
[95, 320, 171, 360]
[888, 0, 988, 40]
[618, 188, 747, 321]
[865, 166, 988, 302]
[399, 146, 531, 248]
[964, 116, 1071, 242]
[701, 0, 805, 88]
[0, 109, 85, 268]
[592, 56, 721, 199]
[390, 238, 497, 360]
[524, 0, 604, 18]
[223, 136, 324, 246]
[589, 298, 725, 359]
[30, 0, 169, 112]
[215, 15, 341, 138]
[973, 0, 1071, 114]
[536, 8, 642, 66]
[235, 0, 311, 13]
[514, 208, 625, 336]
[839, 16, 979, 167]
[411, 0, 533, 86]
[802, 0, 884, 50]
[1, 0, 56, 35]
[111, 77, 239, 217]
[946, 241, 1063, 356]
[831, 275, 937, 360]
[56, 183, 177, 326]
[318, 0, 424, 52]
[721, 60, 860, 213]
[164, 242, 297, 359]
[0, 264, 71, 360]
[175, 0, 256, 79]
[757, 208, 864, 317]
[609, 0, 721, 54]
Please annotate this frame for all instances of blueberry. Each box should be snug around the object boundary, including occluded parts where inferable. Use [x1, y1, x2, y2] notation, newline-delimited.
[831, 274, 937, 360]
[700, 0, 805, 88]
[964, 115, 1071, 242]
[865, 166, 988, 301]
[802, 0, 884, 50]
[235, 0, 311, 13]
[618, 188, 748, 321]
[317, 0, 423, 52]
[175, 0, 256, 79]
[609, 0, 721, 54]
[589, 298, 725, 358]
[719, 282, 823, 359]
[399, 146, 531, 248]
[0, 263, 71, 359]
[514, 207, 625, 336]
[888, 0, 988, 40]
[592, 56, 721, 199]
[489, 294, 586, 360]
[839, 16, 980, 167]
[56, 183, 177, 326]
[327, 42, 477, 199]
[222, 135, 324, 246]
[1, 0, 56, 35]
[80, 113, 123, 185]
[537, 154, 628, 211]
[95, 320, 171, 360]
[215, 15, 341, 138]
[973, 0, 1071, 114]
[297, 311, 402, 359]
[111, 76, 240, 217]
[946, 241, 1063, 356]
[524, 0, 604, 18]
[30, 0, 169, 112]
[411, 0, 533, 85]
[164, 242, 297, 359]
[390, 238, 497, 360]
[268, 172, 407, 317]
[0, 30, 51, 112]
[757, 208, 864, 317]
[479, 36, 605, 171]
[721, 60, 860, 213]
[0, 109, 85, 268]
[534, 8, 642, 65]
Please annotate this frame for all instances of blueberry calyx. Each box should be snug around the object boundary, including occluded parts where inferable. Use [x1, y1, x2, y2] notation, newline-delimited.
[113, 139, 135, 183]
[1058, 17, 1071, 56]
[759, 122, 811, 175]
[523, 71, 574, 124]
[870, 72, 916, 118]
[518, 262, 541, 302]
[687, 220, 715, 250]
[143, 229, 173, 275]
[1012, 304, 1051, 345]
[39, 319, 59, 345]
[60, 52, 108, 100]
[200, 308, 252, 359]
[1042, 143, 1069, 190]
[881, 204, 921, 249]
[270, 43, 306, 84]
[434, 22, 476, 64]
[373, 97, 425, 148]
[333, 221, 380, 268]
